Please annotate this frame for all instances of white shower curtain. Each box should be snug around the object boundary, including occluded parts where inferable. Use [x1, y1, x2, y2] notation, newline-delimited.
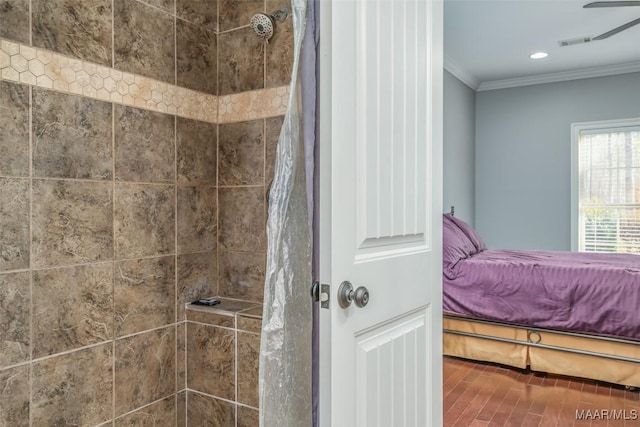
[258, 0, 312, 425]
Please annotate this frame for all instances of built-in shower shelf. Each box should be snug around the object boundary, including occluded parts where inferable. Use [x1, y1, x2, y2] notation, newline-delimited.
[186, 296, 263, 333]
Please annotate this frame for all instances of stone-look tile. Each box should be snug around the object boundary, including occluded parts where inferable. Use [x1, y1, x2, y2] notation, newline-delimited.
[237, 307, 262, 334]
[114, 0, 176, 84]
[115, 105, 175, 183]
[0, 272, 30, 367]
[237, 406, 259, 427]
[115, 327, 176, 416]
[32, 0, 112, 66]
[217, 86, 288, 123]
[219, 119, 264, 186]
[266, 0, 294, 88]
[177, 251, 217, 320]
[177, 117, 217, 186]
[177, 391, 186, 427]
[177, 322, 186, 389]
[32, 88, 112, 180]
[186, 309, 235, 328]
[0, 80, 29, 176]
[187, 391, 235, 427]
[265, 116, 284, 185]
[114, 396, 176, 426]
[218, 187, 266, 251]
[187, 323, 235, 399]
[115, 256, 176, 336]
[237, 332, 260, 408]
[139, 0, 175, 13]
[114, 184, 175, 259]
[0, 178, 29, 271]
[32, 264, 113, 358]
[218, 27, 265, 96]
[177, 19, 217, 95]
[32, 344, 113, 426]
[219, 0, 263, 32]
[32, 180, 113, 267]
[177, 187, 217, 253]
[0, 0, 29, 44]
[0, 365, 29, 426]
[218, 251, 265, 302]
[176, 0, 218, 32]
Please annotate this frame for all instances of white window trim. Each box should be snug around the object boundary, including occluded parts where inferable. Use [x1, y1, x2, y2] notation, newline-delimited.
[570, 117, 640, 251]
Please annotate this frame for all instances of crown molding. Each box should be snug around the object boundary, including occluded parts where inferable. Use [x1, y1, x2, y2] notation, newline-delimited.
[443, 55, 479, 90]
[477, 61, 640, 92]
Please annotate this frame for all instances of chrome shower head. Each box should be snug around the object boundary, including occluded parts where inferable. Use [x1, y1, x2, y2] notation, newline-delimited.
[250, 9, 289, 43]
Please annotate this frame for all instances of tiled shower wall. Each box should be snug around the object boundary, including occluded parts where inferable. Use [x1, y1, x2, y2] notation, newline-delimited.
[0, 0, 294, 425]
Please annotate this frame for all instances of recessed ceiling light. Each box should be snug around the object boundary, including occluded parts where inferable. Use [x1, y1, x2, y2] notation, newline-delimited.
[529, 52, 549, 59]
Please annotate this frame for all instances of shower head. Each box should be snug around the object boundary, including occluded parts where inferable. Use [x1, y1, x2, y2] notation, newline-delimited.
[250, 9, 289, 43]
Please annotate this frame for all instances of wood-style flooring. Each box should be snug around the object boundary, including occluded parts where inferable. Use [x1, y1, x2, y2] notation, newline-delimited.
[444, 357, 640, 427]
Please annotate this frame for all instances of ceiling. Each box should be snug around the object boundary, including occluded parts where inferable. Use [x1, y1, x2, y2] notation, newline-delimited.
[444, 0, 640, 90]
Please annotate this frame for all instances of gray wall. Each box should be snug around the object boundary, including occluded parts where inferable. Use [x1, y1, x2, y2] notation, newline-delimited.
[444, 70, 476, 224]
[475, 72, 640, 250]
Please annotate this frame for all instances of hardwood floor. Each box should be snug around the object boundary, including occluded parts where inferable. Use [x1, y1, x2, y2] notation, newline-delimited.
[444, 357, 640, 427]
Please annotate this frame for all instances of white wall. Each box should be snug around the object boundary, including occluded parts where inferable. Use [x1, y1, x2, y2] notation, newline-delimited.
[444, 70, 476, 224]
[475, 72, 640, 250]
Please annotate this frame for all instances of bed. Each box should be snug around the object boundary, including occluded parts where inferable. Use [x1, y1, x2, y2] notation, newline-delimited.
[442, 212, 640, 387]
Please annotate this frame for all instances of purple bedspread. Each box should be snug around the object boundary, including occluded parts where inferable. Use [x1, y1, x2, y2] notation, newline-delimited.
[443, 249, 640, 340]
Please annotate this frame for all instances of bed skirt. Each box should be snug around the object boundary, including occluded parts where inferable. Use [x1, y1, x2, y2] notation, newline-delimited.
[443, 314, 640, 387]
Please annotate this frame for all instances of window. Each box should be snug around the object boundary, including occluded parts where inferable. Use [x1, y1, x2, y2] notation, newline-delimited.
[571, 119, 640, 254]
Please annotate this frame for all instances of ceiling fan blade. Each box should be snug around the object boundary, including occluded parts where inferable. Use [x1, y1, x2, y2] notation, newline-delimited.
[584, 1, 640, 7]
[593, 17, 640, 39]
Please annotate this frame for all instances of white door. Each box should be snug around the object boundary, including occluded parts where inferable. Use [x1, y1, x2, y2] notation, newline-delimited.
[318, 0, 443, 426]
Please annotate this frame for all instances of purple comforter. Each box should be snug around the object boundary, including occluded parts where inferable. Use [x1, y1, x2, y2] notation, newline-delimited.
[443, 249, 640, 340]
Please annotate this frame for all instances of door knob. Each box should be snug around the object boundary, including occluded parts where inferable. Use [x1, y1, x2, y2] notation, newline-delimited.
[337, 281, 370, 309]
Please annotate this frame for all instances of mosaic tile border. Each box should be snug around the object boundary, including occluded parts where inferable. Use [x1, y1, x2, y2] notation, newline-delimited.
[0, 38, 289, 124]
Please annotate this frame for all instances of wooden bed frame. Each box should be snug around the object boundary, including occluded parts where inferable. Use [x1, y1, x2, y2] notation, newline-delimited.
[443, 313, 640, 388]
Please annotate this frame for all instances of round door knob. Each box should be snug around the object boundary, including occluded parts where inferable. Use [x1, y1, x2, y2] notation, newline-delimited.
[337, 281, 370, 309]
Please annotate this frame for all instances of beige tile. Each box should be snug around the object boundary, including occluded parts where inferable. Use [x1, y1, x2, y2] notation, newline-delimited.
[114, 0, 176, 84]
[266, 0, 294, 88]
[32, 88, 113, 180]
[237, 332, 260, 408]
[32, 343, 113, 426]
[186, 391, 235, 427]
[218, 27, 264, 96]
[115, 256, 176, 336]
[32, 179, 113, 268]
[115, 327, 176, 416]
[0, 178, 29, 271]
[0, 80, 29, 176]
[218, 0, 263, 32]
[114, 183, 175, 259]
[114, 395, 176, 426]
[0, 272, 30, 367]
[177, 187, 217, 253]
[115, 105, 175, 183]
[177, 251, 217, 320]
[218, 251, 266, 302]
[237, 406, 259, 427]
[219, 119, 265, 186]
[177, 19, 217, 95]
[176, 117, 217, 186]
[187, 323, 234, 399]
[32, 263, 114, 358]
[32, 0, 112, 66]
[218, 187, 266, 251]
[0, 365, 30, 427]
[176, 0, 218, 32]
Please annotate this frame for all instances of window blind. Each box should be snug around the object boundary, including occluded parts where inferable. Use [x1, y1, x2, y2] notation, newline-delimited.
[579, 130, 640, 254]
